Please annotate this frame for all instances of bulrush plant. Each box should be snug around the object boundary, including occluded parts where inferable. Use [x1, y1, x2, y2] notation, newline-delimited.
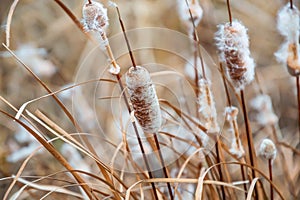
[82, 1, 166, 199]
[125, 65, 174, 199]
[215, 0, 258, 198]
[1, 0, 300, 199]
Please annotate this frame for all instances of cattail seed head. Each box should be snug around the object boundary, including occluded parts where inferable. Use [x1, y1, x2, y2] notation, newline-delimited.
[198, 78, 220, 133]
[225, 106, 238, 121]
[250, 94, 278, 126]
[178, 0, 203, 29]
[215, 20, 255, 90]
[277, 3, 299, 42]
[108, 63, 120, 75]
[225, 106, 244, 158]
[126, 66, 162, 134]
[259, 139, 277, 161]
[275, 4, 300, 76]
[229, 138, 245, 159]
[82, 1, 109, 33]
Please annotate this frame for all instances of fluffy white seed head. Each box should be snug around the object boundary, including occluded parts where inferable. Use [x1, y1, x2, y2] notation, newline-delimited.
[108, 63, 120, 75]
[224, 106, 244, 158]
[275, 42, 300, 76]
[198, 78, 220, 133]
[275, 4, 300, 75]
[224, 106, 238, 121]
[277, 3, 300, 42]
[259, 139, 277, 161]
[126, 66, 162, 134]
[215, 20, 255, 90]
[250, 94, 278, 126]
[178, 0, 203, 34]
[82, 1, 109, 33]
[229, 138, 245, 159]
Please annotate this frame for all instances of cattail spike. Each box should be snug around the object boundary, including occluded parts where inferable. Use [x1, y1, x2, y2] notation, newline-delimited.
[198, 78, 219, 133]
[215, 20, 255, 90]
[178, 0, 203, 34]
[126, 66, 162, 134]
[225, 106, 244, 158]
[259, 139, 277, 161]
[250, 94, 278, 126]
[82, 1, 109, 33]
[275, 3, 300, 76]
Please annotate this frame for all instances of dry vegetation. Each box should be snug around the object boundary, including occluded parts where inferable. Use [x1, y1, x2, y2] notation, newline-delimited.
[0, 0, 299, 199]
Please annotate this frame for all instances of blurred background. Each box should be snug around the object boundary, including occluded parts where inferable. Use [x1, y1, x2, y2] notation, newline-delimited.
[0, 0, 299, 198]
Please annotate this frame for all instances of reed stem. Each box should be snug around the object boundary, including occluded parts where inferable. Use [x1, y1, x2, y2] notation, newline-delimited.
[226, 0, 232, 25]
[268, 159, 274, 200]
[115, 6, 137, 69]
[296, 76, 300, 143]
[216, 140, 225, 199]
[240, 89, 258, 199]
[154, 134, 174, 200]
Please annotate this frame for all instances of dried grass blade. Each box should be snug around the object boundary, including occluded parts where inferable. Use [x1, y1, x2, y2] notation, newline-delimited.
[0, 109, 94, 199]
[10, 176, 85, 200]
[246, 177, 260, 200]
[5, 0, 20, 47]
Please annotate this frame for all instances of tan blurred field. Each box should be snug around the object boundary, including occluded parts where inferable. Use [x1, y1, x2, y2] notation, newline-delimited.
[0, 0, 299, 199]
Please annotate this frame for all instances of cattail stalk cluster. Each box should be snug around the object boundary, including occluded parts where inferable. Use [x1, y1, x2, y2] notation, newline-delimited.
[215, 20, 255, 90]
[275, 3, 300, 76]
[82, 3, 160, 199]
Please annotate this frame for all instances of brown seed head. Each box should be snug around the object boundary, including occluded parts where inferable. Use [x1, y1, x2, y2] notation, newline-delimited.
[126, 66, 162, 134]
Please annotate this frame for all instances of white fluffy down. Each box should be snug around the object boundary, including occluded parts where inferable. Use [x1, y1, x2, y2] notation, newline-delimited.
[177, 0, 203, 33]
[82, 1, 109, 33]
[198, 78, 220, 133]
[215, 20, 256, 90]
[126, 66, 162, 134]
[259, 138, 277, 161]
[275, 4, 300, 65]
[277, 3, 300, 41]
[250, 94, 278, 126]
